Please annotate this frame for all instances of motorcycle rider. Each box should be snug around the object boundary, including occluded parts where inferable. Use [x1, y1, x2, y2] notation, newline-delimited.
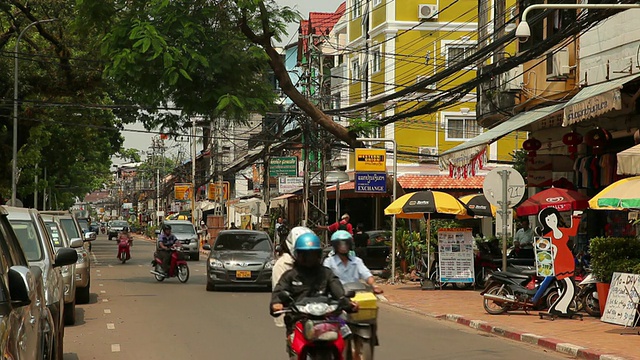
[271, 232, 357, 356]
[157, 224, 179, 275]
[271, 226, 314, 328]
[117, 226, 133, 260]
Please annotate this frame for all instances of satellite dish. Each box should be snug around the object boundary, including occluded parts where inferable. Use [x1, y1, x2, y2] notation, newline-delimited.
[4, 198, 24, 207]
[482, 167, 525, 209]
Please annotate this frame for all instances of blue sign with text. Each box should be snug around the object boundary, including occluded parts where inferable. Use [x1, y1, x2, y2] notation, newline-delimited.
[355, 172, 387, 193]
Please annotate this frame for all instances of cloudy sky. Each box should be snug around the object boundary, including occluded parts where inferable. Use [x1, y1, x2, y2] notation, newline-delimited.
[116, 0, 345, 165]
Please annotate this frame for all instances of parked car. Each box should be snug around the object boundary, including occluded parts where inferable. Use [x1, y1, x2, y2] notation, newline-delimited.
[322, 230, 392, 271]
[108, 220, 128, 240]
[0, 206, 56, 359]
[51, 213, 92, 304]
[163, 220, 200, 261]
[43, 215, 84, 325]
[203, 230, 275, 291]
[5, 206, 78, 360]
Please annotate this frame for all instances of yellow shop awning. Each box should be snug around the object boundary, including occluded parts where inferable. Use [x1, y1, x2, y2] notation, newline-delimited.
[563, 73, 640, 126]
[439, 104, 564, 177]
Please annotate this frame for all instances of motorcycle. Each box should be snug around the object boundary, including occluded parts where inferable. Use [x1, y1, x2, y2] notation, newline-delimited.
[342, 282, 378, 360]
[100, 226, 106, 234]
[150, 246, 190, 283]
[274, 292, 354, 360]
[481, 268, 563, 315]
[117, 238, 132, 264]
[576, 272, 600, 317]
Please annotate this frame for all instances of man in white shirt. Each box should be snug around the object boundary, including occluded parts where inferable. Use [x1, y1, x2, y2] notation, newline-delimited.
[514, 218, 534, 246]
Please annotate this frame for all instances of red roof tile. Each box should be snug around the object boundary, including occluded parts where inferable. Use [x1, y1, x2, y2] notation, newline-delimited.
[398, 175, 485, 189]
[327, 181, 355, 191]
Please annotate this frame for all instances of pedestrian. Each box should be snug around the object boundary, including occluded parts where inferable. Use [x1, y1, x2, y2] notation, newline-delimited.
[317, 213, 353, 235]
[230, 222, 238, 229]
[514, 218, 534, 247]
[353, 223, 369, 248]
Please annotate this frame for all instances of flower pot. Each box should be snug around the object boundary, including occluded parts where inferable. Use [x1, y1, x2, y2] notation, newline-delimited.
[596, 282, 610, 316]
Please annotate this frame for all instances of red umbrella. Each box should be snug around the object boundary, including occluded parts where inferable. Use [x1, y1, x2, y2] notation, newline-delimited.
[516, 187, 589, 216]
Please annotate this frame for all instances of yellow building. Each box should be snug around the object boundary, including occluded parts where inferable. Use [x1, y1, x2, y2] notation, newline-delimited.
[341, 0, 522, 170]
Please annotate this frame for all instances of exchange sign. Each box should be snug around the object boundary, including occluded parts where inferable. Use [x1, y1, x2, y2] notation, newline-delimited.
[355, 172, 387, 193]
[355, 149, 386, 172]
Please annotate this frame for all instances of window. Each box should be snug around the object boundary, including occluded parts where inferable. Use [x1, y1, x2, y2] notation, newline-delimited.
[60, 218, 80, 239]
[9, 220, 44, 262]
[447, 46, 473, 68]
[373, 0, 383, 6]
[371, 46, 381, 73]
[214, 233, 272, 252]
[351, 59, 361, 82]
[446, 117, 481, 141]
[352, 0, 362, 18]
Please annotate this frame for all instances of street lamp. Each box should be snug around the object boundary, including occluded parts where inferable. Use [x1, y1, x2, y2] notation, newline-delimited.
[515, 4, 640, 41]
[326, 170, 349, 224]
[12, 18, 57, 206]
[356, 137, 398, 283]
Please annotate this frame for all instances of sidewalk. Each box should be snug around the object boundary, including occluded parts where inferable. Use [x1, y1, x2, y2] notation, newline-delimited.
[378, 282, 638, 360]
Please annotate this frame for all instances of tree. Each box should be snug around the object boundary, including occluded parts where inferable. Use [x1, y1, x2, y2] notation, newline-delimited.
[118, 148, 142, 163]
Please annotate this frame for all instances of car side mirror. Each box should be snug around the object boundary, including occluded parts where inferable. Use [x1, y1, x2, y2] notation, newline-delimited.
[8, 266, 33, 306]
[203, 244, 211, 251]
[69, 238, 84, 249]
[54, 248, 78, 268]
[84, 232, 96, 241]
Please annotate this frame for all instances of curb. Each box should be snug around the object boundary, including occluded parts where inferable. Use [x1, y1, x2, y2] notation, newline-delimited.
[378, 299, 626, 360]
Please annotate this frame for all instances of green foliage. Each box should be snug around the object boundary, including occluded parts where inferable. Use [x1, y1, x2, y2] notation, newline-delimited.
[590, 236, 640, 283]
[511, 149, 528, 180]
[118, 148, 142, 163]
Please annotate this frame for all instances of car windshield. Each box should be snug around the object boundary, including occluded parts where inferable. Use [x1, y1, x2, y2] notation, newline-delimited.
[214, 233, 272, 252]
[9, 220, 44, 261]
[112, 221, 128, 227]
[44, 222, 65, 248]
[60, 218, 80, 239]
[169, 224, 195, 234]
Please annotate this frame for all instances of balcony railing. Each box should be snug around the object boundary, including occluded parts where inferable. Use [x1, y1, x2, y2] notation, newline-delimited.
[331, 64, 346, 91]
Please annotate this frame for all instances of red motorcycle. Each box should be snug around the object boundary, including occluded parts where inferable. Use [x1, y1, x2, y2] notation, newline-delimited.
[117, 237, 132, 264]
[275, 293, 353, 360]
[150, 247, 189, 283]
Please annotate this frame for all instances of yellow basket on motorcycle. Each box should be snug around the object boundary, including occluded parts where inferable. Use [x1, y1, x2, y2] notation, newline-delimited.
[348, 291, 378, 323]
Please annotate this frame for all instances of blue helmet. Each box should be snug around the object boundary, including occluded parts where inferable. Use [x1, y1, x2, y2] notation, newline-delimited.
[330, 230, 352, 242]
[292, 232, 322, 259]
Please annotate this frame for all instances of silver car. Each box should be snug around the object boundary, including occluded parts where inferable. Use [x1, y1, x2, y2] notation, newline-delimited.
[203, 230, 275, 291]
[164, 220, 200, 261]
[4, 206, 78, 360]
[43, 215, 84, 325]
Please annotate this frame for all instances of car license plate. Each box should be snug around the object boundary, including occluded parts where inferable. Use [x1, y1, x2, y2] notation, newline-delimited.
[236, 270, 251, 278]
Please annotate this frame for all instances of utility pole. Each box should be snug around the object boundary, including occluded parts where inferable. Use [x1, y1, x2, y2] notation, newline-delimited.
[478, 0, 490, 67]
[493, 0, 506, 64]
[191, 116, 197, 225]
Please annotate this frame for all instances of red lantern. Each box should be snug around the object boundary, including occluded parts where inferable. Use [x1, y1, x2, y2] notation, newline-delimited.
[562, 130, 583, 159]
[522, 137, 542, 163]
[584, 127, 611, 155]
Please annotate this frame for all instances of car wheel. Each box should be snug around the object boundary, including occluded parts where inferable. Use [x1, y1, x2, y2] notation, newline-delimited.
[76, 278, 90, 304]
[64, 300, 76, 326]
[206, 282, 216, 291]
[191, 252, 199, 261]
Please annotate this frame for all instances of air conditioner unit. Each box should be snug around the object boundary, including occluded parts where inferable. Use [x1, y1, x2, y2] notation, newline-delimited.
[504, 64, 523, 92]
[418, 147, 438, 163]
[546, 48, 570, 79]
[418, 4, 438, 20]
[416, 76, 436, 90]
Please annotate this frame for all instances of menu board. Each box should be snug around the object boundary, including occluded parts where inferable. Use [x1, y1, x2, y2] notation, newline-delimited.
[601, 272, 640, 326]
[534, 236, 555, 277]
[437, 229, 474, 283]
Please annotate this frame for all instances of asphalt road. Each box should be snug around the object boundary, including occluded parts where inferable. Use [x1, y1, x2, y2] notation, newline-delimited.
[63, 235, 567, 359]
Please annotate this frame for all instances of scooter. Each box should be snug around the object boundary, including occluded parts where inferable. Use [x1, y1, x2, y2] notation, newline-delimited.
[343, 282, 378, 360]
[274, 292, 354, 360]
[576, 272, 600, 317]
[481, 268, 562, 315]
[117, 238, 132, 264]
[150, 246, 190, 283]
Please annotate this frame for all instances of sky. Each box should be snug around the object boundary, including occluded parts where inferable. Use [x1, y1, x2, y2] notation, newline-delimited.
[115, 0, 345, 165]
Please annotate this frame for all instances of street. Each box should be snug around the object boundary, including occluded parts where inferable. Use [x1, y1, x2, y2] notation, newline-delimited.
[64, 236, 567, 360]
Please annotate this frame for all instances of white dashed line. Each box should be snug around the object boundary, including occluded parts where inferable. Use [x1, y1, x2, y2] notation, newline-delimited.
[111, 344, 120, 352]
[100, 290, 106, 294]
[107, 323, 115, 330]
[108, 264, 113, 268]
[104, 309, 111, 314]
[138, 265, 142, 267]
[102, 299, 109, 302]
[99, 284, 104, 287]
[96, 269, 101, 273]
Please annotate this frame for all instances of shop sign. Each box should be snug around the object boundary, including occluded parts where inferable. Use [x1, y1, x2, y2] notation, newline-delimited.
[278, 177, 304, 194]
[354, 172, 387, 193]
[208, 182, 230, 201]
[564, 89, 622, 126]
[269, 157, 298, 177]
[174, 183, 193, 201]
[527, 171, 553, 188]
[437, 228, 475, 283]
[355, 149, 386, 172]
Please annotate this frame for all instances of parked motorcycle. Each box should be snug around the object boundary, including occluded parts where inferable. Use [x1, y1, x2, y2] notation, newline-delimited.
[117, 238, 132, 264]
[274, 292, 354, 360]
[481, 269, 562, 315]
[150, 247, 190, 283]
[343, 282, 378, 360]
[576, 272, 600, 317]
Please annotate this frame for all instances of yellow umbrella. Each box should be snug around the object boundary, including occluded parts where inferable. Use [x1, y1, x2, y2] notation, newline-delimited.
[589, 176, 640, 210]
[457, 194, 497, 219]
[384, 191, 467, 218]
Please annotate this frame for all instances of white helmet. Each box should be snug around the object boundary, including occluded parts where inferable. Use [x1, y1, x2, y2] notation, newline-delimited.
[285, 226, 314, 253]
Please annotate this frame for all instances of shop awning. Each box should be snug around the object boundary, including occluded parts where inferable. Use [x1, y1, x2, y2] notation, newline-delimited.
[439, 104, 564, 177]
[617, 144, 640, 175]
[563, 73, 640, 127]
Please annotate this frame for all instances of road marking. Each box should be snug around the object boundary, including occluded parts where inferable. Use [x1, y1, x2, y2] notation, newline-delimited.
[104, 309, 111, 314]
[96, 270, 101, 273]
[99, 284, 104, 287]
[111, 344, 120, 352]
[195, 269, 200, 272]
[98, 274, 102, 277]
[107, 323, 115, 330]
[100, 290, 106, 294]
[138, 265, 142, 267]
[376, 295, 388, 302]
[102, 299, 109, 302]
[108, 264, 113, 268]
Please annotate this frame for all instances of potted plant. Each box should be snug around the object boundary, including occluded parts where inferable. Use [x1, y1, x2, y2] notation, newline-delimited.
[589, 236, 640, 315]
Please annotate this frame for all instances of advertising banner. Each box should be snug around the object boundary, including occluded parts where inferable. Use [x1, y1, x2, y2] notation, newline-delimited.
[174, 183, 193, 201]
[278, 177, 304, 194]
[437, 228, 475, 283]
[208, 182, 230, 201]
[355, 149, 386, 172]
